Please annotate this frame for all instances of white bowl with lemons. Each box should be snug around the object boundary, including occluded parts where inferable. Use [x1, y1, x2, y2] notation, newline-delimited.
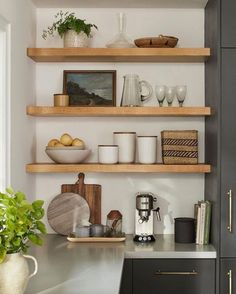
[45, 133, 91, 164]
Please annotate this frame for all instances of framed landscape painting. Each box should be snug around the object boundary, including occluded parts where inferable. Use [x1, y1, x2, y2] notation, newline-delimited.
[63, 70, 116, 106]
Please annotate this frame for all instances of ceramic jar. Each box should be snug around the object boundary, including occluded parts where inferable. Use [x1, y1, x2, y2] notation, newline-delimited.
[64, 30, 89, 48]
[75, 226, 90, 237]
[54, 94, 69, 107]
[137, 136, 157, 164]
[0, 253, 38, 294]
[98, 145, 119, 164]
[113, 132, 136, 163]
[90, 224, 106, 237]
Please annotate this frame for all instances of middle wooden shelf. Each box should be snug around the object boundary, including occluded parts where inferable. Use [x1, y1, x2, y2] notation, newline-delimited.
[26, 163, 211, 173]
[26, 106, 211, 117]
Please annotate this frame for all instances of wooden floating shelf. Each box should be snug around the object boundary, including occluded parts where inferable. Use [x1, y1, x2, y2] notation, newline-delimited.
[26, 106, 211, 117]
[26, 163, 211, 173]
[27, 48, 210, 62]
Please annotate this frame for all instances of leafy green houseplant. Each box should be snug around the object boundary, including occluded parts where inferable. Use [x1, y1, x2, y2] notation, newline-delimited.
[0, 187, 46, 263]
[42, 11, 98, 47]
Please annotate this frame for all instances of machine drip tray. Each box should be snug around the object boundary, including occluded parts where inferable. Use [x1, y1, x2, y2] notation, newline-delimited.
[133, 235, 155, 243]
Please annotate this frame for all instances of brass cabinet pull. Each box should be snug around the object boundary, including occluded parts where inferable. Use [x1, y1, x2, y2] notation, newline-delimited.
[155, 270, 198, 275]
[227, 270, 232, 294]
[227, 189, 233, 233]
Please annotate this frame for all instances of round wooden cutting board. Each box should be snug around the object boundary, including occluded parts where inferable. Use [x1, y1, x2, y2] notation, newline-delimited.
[47, 192, 90, 235]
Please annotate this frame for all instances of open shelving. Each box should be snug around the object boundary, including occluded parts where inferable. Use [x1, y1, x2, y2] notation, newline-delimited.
[26, 46, 211, 175]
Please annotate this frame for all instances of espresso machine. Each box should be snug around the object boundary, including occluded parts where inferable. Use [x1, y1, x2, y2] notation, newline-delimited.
[133, 192, 161, 243]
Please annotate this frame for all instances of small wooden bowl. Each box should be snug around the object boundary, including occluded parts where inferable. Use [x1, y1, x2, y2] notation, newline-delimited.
[134, 35, 178, 48]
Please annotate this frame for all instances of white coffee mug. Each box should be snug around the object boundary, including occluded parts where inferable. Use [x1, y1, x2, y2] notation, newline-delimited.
[113, 132, 136, 163]
[137, 136, 157, 164]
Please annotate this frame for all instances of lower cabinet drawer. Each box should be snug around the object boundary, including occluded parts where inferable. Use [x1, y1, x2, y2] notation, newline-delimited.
[133, 259, 215, 294]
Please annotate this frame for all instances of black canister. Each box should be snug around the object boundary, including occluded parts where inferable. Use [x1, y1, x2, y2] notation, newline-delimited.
[174, 217, 195, 243]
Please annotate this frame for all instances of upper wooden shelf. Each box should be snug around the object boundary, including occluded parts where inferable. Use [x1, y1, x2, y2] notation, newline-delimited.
[27, 48, 210, 62]
[26, 106, 211, 117]
[26, 163, 211, 173]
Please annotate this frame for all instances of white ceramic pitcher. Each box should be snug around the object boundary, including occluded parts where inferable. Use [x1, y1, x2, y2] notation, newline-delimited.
[120, 74, 153, 106]
[0, 253, 38, 294]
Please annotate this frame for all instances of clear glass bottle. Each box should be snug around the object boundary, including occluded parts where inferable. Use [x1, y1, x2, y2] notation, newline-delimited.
[106, 13, 135, 48]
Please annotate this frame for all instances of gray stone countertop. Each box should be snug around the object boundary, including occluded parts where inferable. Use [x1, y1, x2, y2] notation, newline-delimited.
[25, 234, 216, 294]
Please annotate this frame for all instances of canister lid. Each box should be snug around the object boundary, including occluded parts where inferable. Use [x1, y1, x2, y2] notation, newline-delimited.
[98, 145, 118, 147]
[113, 132, 136, 134]
[137, 136, 157, 137]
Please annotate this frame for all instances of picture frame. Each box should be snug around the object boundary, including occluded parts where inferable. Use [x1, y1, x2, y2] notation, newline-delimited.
[63, 70, 116, 106]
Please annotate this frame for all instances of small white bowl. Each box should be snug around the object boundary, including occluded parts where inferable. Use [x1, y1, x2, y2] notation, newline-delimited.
[45, 148, 91, 164]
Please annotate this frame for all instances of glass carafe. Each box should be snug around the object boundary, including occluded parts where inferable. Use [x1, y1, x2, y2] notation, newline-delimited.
[120, 74, 153, 107]
[106, 12, 134, 48]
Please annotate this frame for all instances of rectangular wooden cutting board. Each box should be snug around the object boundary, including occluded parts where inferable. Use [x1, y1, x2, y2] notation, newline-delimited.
[61, 173, 101, 224]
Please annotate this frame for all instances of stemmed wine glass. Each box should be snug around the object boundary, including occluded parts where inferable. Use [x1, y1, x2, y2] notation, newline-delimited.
[166, 86, 176, 107]
[176, 85, 187, 107]
[155, 85, 166, 107]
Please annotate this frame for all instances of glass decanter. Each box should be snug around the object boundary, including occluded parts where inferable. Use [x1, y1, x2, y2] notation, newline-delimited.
[106, 12, 135, 48]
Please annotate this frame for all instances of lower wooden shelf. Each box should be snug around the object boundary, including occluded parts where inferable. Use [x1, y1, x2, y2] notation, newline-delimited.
[26, 163, 211, 173]
[26, 106, 211, 117]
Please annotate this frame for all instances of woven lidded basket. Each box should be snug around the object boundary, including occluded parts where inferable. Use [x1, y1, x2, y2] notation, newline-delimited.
[161, 130, 198, 164]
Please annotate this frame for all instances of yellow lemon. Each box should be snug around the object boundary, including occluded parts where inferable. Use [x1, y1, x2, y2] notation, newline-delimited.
[60, 133, 73, 146]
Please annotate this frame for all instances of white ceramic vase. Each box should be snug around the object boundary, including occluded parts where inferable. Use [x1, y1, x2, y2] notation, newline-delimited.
[64, 30, 89, 47]
[0, 253, 38, 294]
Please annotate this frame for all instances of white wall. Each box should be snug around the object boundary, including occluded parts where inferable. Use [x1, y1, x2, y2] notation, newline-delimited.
[36, 8, 205, 234]
[0, 0, 36, 199]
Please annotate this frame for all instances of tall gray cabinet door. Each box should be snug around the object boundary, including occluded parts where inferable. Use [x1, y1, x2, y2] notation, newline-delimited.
[221, 0, 236, 47]
[221, 49, 236, 257]
[220, 259, 236, 294]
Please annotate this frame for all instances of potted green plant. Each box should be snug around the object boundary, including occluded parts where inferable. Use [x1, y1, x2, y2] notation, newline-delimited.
[0, 187, 46, 294]
[42, 11, 98, 48]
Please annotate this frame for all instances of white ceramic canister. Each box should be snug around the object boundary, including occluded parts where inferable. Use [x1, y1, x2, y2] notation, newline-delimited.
[137, 136, 157, 164]
[98, 145, 119, 164]
[113, 132, 136, 163]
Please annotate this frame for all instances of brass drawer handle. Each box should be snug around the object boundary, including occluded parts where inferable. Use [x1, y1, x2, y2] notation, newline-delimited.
[227, 189, 233, 233]
[228, 270, 232, 294]
[155, 270, 198, 275]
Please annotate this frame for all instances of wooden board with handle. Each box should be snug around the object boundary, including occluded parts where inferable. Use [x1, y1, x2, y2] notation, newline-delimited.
[61, 173, 101, 225]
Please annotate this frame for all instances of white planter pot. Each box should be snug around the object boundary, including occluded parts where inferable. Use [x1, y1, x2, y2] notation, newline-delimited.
[64, 30, 89, 48]
[0, 253, 38, 294]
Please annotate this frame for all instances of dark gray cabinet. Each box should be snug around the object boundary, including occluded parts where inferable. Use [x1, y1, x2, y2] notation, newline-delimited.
[221, 49, 236, 257]
[220, 259, 236, 293]
[221, 0, 236, 47]
[132, 259, 215, 294]
[120, 259, 133, 294]
[205, 1, 236, 293]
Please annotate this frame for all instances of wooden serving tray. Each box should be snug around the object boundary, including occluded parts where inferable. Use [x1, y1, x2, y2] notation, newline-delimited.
[67, 236, 126, 243]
